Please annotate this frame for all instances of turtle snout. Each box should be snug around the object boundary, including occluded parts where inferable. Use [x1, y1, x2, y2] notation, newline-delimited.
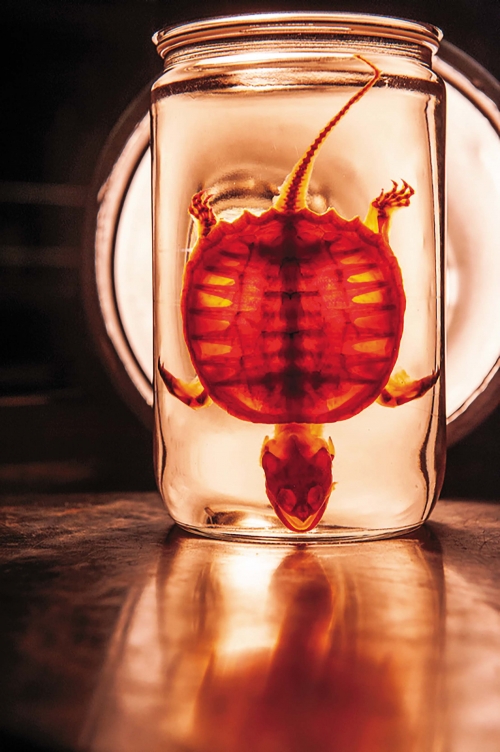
[277, 485, 325, 521]
[274, 484, 330, 532]
[261, 427, 334, 533]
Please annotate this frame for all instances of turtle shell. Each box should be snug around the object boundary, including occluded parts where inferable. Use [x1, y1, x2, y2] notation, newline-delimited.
[182, 206, 405, 424]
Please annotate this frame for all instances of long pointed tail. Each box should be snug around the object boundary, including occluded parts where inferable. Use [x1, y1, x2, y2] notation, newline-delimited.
[274, 56, 381, 213]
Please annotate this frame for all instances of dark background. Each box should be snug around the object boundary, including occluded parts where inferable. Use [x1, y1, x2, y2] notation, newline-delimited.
[1, 0, 499, 498]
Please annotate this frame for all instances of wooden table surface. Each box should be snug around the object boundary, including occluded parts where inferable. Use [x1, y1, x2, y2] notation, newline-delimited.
[1, 494, 499, 752]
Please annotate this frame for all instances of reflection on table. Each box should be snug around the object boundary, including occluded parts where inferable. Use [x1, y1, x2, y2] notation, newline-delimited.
[84, 526, 444, 752]
[2, 496, 500, 752]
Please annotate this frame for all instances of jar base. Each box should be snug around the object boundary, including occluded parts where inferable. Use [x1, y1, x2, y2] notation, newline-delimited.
[175, 514, 424, 544]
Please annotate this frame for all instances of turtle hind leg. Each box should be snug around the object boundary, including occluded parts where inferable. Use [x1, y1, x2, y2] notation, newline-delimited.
[377, 368, 439, 407]
[365, 180, 414, 240]
[261, 424, 335, 533]
[189, 190, 217, 237]
[158, 359, 211, 409]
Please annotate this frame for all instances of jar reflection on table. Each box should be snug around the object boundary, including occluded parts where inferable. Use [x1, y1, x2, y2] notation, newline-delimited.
[84, 527, 445, 751]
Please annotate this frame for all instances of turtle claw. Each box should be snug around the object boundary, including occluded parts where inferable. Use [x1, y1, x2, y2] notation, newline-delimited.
[373, 180, 414, 211]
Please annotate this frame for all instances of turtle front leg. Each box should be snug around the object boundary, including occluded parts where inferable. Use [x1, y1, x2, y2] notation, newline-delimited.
[261, 424, 335, 533]
[158, 359, 211, 409]
[365, 180, 414, 240]
[377, 368, 439, 407]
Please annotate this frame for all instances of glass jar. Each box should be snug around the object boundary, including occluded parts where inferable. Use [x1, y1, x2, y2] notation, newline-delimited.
[151, 13, 446, 542]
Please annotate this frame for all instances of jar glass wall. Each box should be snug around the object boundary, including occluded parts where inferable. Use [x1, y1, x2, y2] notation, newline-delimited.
[151, 13, 446, 541]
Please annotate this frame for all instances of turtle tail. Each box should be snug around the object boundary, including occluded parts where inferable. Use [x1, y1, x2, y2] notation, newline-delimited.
[274, 56, 381, 214]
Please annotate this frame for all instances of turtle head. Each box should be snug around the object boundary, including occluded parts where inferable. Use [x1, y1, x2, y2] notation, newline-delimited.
[261, 425, 335, 533]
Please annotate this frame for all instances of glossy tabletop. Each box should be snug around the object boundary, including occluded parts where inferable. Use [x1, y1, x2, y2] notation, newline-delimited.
[1, 494, 499, 751]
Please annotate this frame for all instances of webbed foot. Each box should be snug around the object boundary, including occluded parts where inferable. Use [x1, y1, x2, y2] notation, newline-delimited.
[365, 180, 414, 239]
[189, 190, 217, 237]
[158, 359, 211, 409]
[377, 368, 439, 407]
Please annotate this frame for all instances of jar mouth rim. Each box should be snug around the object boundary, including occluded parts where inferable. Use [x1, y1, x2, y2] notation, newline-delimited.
[153, 12, 442, 59]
